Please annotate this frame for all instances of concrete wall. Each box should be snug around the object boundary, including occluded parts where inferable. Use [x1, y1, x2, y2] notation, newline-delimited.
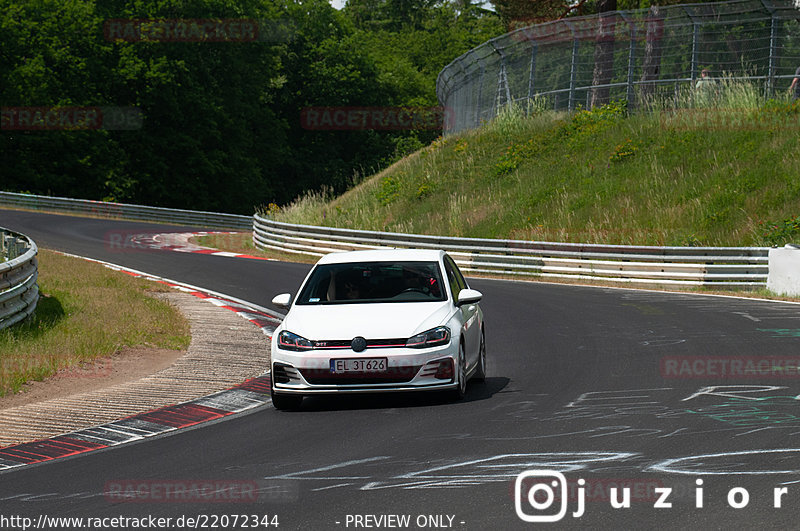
[768, 245, 800, 296]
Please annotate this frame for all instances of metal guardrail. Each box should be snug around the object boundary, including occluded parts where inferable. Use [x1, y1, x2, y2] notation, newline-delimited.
[252, 214, 769, 287]
[0, 228, 39, 330]
[0, 191, 251, 230]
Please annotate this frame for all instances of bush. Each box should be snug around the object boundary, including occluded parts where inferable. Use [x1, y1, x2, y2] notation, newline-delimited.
[760, 216, 800, 246]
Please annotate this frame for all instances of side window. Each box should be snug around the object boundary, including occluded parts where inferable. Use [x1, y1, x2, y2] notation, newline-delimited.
[443, 255, 466, 303]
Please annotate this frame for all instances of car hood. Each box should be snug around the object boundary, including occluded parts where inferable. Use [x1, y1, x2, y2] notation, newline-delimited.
[281, 301, 454, 340]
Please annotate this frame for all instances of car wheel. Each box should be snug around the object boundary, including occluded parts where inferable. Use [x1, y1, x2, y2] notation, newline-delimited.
[473, 330, 486, 382]
[271, 377, 303, 410]
[450, 343, 467, 401]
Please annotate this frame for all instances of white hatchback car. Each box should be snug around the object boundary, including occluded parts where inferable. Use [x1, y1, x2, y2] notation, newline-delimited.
[269, 249, 485, 409]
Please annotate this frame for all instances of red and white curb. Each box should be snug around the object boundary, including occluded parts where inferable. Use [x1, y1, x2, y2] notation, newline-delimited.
[130, 231, 275, 261]
[0, 253, 284, 472]
[0, 378, 272, 472]
[61, 252, 284, 335]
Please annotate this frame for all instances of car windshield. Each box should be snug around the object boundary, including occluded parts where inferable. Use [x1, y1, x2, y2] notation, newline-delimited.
[296, 261, 446, 305]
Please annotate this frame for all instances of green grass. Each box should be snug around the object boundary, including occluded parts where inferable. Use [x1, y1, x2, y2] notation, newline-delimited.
[0, 250, 190, 396]
[269, 81, 800, 247]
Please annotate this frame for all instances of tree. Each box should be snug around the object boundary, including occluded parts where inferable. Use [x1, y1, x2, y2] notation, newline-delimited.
[640, 4, 664, 103]
[492, 0, 582, 30]
[344, 0, 437, 31]
[1, 0, 505, 211]
[590, 0, 617, 108]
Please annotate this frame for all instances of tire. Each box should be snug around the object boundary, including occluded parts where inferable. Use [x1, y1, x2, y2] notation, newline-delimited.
[450, 343, 467, 401]
[473, 330, 486, 382]
[271, 378, 303, 410]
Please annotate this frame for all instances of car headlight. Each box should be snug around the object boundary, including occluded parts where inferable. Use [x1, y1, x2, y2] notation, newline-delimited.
[406, 326, 450, 348]
[277, 330, 314, 351]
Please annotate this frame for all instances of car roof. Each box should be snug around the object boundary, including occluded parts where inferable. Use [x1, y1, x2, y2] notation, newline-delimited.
[315, 249, 446, 265]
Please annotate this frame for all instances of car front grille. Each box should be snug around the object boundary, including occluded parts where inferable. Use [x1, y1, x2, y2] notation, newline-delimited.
[298, 366, 422, 385]
[311, 338, 408, 350]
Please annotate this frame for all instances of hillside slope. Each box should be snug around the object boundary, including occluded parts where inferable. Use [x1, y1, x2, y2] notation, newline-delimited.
[273, 96, 800, 247]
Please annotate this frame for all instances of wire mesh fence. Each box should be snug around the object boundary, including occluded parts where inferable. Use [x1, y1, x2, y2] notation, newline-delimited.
[437, 0, 800, 134]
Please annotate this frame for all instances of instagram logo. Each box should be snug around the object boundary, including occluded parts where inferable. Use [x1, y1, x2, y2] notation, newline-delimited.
[515, 470, 584, 522]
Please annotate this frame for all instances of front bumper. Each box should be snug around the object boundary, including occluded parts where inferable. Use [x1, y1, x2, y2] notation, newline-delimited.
[271, 344, 457, 395]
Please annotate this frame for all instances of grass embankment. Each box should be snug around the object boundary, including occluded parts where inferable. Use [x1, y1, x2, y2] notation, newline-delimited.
[0, 250, 190, 396]
[271, 83, 800, 248]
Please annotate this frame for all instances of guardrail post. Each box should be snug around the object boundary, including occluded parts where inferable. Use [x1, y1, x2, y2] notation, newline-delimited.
[7, 236, 18, 260]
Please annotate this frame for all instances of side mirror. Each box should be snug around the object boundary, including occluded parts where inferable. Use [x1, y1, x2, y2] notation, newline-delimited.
[272, 293, 292, 309]
[456, 288, 482, 307]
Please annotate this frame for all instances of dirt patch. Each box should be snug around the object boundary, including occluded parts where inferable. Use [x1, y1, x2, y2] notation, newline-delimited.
[0, 346, 184, 410]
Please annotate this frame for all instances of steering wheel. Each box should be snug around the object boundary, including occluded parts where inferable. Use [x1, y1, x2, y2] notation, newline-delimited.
[400, 287, 428, 295]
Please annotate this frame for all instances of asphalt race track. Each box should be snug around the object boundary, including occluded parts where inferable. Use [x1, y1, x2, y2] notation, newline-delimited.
[3, 209, 800, 529]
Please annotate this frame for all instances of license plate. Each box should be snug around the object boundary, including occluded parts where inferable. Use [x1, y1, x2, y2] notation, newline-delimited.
[330, 358, 388, 373]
